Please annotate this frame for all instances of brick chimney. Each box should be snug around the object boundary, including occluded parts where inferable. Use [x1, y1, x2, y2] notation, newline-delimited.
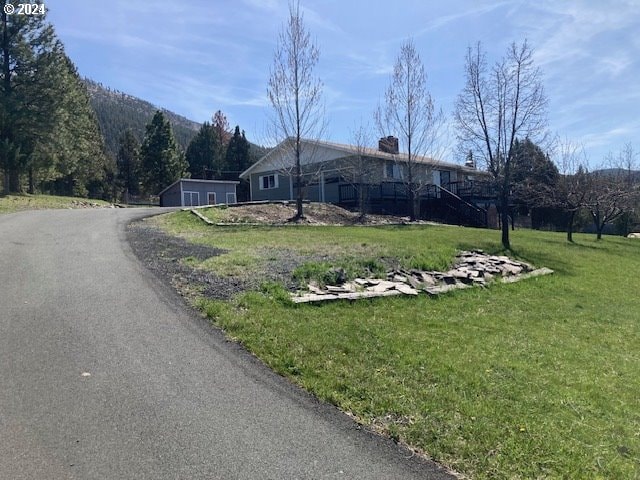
[378, 136, 399, 154]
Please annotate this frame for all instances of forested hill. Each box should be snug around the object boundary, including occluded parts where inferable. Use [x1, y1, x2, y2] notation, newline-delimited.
[83, 79, 201, 158]
[592, 168, 640, 182]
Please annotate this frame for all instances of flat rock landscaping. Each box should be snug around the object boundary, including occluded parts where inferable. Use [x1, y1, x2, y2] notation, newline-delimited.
[293, 250, 554, 303]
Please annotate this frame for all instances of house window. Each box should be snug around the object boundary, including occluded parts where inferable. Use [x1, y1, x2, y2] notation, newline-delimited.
[384, 161, 402, 179]
[440, 170, 451, 186]
[259, 174, 279, 190]
[226, 192, 237, 204]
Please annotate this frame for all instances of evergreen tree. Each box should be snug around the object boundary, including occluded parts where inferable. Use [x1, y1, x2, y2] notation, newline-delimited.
[185, 121, 217, 178]
[512, 138, 559, 187]
[511, 138, 559, 209]
[1, 1, 63, 193]
[45, 55, 111, 198]
[225, 126, 251, 201]
[225, 126, 251, 174]
[1, 5, 109, 197]
[116, 129, 141, 199]
[139, 111, 186, 195]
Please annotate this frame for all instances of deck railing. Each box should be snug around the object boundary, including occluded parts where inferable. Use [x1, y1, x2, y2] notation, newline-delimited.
[339, 182, 489, 227]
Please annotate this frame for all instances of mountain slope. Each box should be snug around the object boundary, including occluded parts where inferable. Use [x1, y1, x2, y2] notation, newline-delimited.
[84, 79, 269, 166]
[83, 78, 200, 158]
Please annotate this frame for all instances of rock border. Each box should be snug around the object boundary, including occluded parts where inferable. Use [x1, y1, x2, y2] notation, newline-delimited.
[291, 250, 553, 303]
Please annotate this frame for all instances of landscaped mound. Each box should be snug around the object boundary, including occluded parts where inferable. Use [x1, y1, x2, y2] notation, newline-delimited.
[192, 202, 420, 226]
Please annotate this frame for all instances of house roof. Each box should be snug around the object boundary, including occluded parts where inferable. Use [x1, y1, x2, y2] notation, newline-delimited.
[158, 178, 240, 196]
[239, 137, 480, 179]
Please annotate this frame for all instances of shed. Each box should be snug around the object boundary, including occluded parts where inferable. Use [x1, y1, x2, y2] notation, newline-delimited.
[158, 179, 240, 207]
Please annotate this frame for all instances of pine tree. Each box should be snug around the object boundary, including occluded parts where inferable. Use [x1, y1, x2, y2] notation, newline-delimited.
[1, 5, 109, 197]
[185, 121, 217, 178]
[225, 126, 252, 201]
[511, 138, 559, 187]
[45, 55, 111, 198]
[116, 129, 141, 200]
[510, 138, 559, 212]
[225, 126, 251, 174]
[1, 1, 63, 193]
[139, 111, 186, 195]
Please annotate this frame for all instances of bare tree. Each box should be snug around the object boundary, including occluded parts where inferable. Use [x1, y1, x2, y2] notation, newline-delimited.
[455, 40, 548, 249]
[616, 143, 639, 235]
[375, 39, 444, 221]
[551, 140, 591, 242]
[212, 110, 230, 176]
[586, 145, 638, 240]
[341, 123, 378, 219]
[267, 1, 324, 220]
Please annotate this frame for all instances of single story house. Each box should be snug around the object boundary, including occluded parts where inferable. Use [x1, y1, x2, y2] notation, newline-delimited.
[159, 178, 239, 207]
[239, 137, 493, 225]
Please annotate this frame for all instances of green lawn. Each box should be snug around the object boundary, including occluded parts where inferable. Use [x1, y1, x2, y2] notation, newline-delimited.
[156, 210, 640, 479]
[0, 194, 110, 214]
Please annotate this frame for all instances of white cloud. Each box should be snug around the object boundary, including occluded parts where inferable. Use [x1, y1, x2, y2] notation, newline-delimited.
[241, 0, 280, 12]
[415, 0, 513, 36]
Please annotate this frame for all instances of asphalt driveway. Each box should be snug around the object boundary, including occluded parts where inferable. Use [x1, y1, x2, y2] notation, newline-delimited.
[0, 208, 454, 479]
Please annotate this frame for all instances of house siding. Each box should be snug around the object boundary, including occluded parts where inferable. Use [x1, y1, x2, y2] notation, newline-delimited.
[160, 182, 182, 207]
[160, 180, 238, 207]
[243, 141, 485, 206]
[250, 172, 291, 201]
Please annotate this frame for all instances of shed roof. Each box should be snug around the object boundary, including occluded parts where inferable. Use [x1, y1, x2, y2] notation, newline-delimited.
[158, 178, 240, 196]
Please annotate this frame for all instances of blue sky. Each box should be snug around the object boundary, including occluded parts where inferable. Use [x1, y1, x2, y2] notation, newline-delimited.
[48, 0, 639, 166]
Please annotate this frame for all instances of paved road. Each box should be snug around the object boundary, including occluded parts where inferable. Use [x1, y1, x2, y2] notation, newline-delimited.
[0, 208, 454, 479]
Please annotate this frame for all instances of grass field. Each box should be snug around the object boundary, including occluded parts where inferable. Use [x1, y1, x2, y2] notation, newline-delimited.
[156, 210, 640, 479]
[0, 194, 110, 214]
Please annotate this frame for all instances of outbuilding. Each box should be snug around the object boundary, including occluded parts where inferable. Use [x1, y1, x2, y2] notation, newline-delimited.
[158, 179, 239, 207]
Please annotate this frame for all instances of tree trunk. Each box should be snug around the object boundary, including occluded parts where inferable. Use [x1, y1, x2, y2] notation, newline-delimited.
[592, 210, 603, 240]
[295, 167, 303, 220]
[566, 211, 575, 242]
[28, 167, 34, 194]
[9, 169, 20, 193]
[500, 192, 510, 249]
[2, 7, 14, 197]
[295, 175, 303, 219]
[294, 138, 304, 220]
[358, 184, 367, 219]
[408, 181, 417, 221]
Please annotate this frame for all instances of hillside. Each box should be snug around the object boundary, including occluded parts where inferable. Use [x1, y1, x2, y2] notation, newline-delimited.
[84, 79, 269, 165]
[84, 79, 201, 158]
[591, 167, 640, 181]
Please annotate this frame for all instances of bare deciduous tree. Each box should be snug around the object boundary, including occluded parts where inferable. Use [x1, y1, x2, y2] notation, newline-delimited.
[586, 145, 638, 240]
[267, 1, 325, 220]
[455, 40, 548, 248]
[341, 123, 378, 219]
[375, 39, 443, 221]
[551, 140, 591, 242]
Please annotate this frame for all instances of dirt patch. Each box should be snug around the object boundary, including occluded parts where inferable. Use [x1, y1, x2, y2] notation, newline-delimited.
[127, 219, 328, 301]
[127, 204, 438, 303]
[208, 202, 419, 226]
[127, 221, 245, 300]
